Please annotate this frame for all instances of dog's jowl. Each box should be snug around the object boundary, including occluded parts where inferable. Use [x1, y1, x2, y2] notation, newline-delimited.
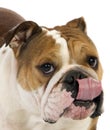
[0, 7, 103, 130]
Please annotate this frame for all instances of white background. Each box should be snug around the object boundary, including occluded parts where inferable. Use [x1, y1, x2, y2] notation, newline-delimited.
[0, 0, 110, 129]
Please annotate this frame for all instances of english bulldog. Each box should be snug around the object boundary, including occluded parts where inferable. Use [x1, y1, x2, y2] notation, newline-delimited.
[0, 8, 103, 130]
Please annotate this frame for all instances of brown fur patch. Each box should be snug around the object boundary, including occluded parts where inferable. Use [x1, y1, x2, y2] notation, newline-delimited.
[88, 118, 98, 130]
[17, 31, 62, 90]
[54, 25, 103, 80]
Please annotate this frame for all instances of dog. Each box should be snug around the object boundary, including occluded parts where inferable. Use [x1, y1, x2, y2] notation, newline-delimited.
[0, 8, 103, 130]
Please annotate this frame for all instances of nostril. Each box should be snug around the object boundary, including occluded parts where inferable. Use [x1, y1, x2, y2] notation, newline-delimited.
[61, 70, 87, 98]
[64, 72, 87, 84]
[62, 75, 79, 98]
[62, 79, 79, 98]
[64, 75, 75, 84]
[79, 73, 86, 79]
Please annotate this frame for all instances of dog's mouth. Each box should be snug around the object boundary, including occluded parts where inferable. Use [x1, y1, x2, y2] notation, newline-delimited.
[63, 91, 103, 120]
[44, 96, 102, 124]
[44, 99, 94, 124]
[41, 75, 103, 124]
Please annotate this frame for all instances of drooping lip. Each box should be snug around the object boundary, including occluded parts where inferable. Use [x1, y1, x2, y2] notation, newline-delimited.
[63, 91, 103, 120]
[41, 77, 102, 123]
[63, 100, 96, 120]
[73, 99, 93, 109]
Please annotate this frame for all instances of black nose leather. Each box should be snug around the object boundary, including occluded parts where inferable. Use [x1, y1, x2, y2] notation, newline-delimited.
[61, 70, 87, 98]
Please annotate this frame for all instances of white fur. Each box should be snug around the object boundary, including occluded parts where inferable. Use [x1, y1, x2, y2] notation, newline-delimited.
[46, 29, 70, 65]
[0, 41, 92, 130]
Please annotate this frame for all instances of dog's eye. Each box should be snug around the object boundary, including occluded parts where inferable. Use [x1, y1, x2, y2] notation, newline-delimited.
[87, 56, 98, 69]
[39, 63, 55, 75]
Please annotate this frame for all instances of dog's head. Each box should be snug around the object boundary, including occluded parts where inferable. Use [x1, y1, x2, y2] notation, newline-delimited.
[5, 17, 103, 123]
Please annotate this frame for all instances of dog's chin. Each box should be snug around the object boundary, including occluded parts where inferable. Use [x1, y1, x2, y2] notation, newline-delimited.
[43, 95, 102, 124]
[44, 99, 96, 124]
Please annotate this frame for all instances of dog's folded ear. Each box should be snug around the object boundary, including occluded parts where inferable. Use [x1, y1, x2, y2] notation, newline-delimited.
[5, 21, 42, 56]
[66, 17, 86, 33]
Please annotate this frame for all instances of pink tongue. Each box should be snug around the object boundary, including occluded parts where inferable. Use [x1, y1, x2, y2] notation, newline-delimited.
[76, 78, 102, 100]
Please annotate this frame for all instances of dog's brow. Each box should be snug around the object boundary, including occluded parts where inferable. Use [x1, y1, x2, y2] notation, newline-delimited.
[43, 28, 70, 65]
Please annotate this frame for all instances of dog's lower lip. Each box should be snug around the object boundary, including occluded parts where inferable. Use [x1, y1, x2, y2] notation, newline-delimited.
[73, 100, 93, 109]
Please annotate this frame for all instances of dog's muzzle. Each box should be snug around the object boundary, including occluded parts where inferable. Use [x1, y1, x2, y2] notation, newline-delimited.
[42, 69, 103, 123]
[61, 70, 103, 117]
[61, 70, 87, 98]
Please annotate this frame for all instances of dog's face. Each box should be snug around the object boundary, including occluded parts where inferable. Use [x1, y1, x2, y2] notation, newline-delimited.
[5, 17, 103, 123]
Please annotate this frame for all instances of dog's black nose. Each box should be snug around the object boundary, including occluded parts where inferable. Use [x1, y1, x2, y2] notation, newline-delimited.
[61, 70, 87, 98]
